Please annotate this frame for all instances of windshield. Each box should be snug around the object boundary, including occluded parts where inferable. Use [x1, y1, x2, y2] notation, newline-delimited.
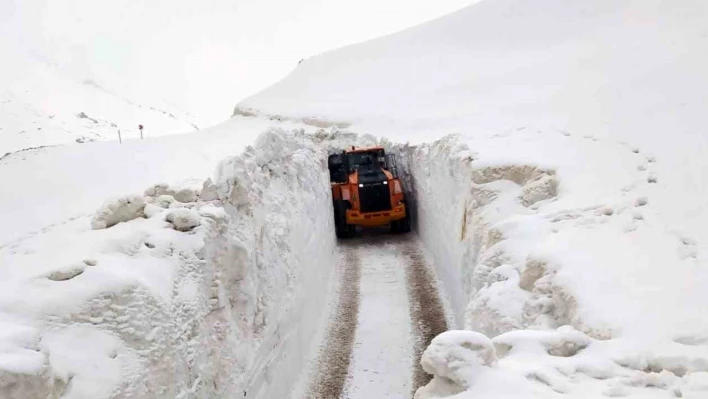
[348, 153, 375, 170]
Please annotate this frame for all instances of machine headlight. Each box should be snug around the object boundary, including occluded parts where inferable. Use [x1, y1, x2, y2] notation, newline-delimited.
[383, 181, 388, 185]
[359, 184, 364, 187]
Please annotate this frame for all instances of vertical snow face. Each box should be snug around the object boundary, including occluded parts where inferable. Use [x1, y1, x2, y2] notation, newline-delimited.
[211, 128, 338, 399]
[399, 133, 708, 398]
[396, 136, 560, 333]
[0, 128, 337, 398]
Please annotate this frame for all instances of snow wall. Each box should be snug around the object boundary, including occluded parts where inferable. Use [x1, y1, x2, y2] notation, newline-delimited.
[396, 135, 560, 335]
[212, 129, 337, 399]
[0, 128, 337, 399]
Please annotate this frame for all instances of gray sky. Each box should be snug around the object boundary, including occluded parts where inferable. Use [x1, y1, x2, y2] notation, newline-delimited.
[1, 0, 473, 126]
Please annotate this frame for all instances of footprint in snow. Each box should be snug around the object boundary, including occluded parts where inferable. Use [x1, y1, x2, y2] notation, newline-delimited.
[677, 235, 698, 260]
[674, 335, 708, 346]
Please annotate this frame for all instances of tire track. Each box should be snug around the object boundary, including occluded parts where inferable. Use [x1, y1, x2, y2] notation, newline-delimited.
[305, 244, 361, 399]
[403, 239, 448, 395]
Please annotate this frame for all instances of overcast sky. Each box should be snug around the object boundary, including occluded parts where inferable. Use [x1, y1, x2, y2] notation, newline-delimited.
[1, 0, 474, 126]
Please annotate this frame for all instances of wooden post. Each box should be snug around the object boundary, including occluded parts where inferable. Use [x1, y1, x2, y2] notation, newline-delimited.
[118, 129, 122, 144]
[139, 124, 144, 140]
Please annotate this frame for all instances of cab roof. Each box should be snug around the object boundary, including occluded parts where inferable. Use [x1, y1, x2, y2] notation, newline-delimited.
[345, 146, 385, 154]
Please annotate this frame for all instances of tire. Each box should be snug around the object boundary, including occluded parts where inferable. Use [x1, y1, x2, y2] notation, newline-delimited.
[390, 219, 400, 234]
[391, 200, 411, 234]
[334, 200, 354, 239]
[400, 211, 411, 233]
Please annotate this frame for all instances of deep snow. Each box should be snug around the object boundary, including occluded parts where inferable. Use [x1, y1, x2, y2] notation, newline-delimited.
[238, 0, 708, 397]
[0, 127, 339, 398]
[2, 0, 708, 398]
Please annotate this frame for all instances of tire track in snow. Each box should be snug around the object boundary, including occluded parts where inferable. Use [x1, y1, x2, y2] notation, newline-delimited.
[340, 235, 414, 398]
[403, 239, 448, 395]
[306, 244, 361, 399]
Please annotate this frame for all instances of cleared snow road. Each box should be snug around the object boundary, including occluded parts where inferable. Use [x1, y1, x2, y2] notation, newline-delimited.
[305, 233, 447, 399]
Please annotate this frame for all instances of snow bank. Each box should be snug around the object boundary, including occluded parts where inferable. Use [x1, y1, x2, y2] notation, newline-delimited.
[401, 133, 708, 397]
[416, 330, 496, 397]
[0, 128, 337, 398]
[0, 115, 317, 246]
[418, 325, 708, 398]
[415, 330, 537, 399]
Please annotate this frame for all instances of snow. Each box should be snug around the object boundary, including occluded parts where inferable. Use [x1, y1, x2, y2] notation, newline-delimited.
[341, 240, 414, 398]
[0, 37, 199, 155]
[0, 116, 313, 246]
[91, 195, 146, 230]
[2, 0, 708, 397]
[236, 0, 708, 397]
[165, 209, 201, 232]
[0, 127, 338, 398]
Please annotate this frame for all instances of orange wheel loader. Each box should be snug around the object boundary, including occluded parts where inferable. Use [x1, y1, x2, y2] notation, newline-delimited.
[328, 146, 411, 238]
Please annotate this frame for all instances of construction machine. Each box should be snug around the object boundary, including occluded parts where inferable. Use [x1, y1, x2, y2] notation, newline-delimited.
[328, 146, 411, 238]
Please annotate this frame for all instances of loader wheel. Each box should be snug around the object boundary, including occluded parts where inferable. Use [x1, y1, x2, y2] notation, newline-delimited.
[334, 200, 355, 239]
[400, 211, 411, 233]
[391, 210, 411, 234]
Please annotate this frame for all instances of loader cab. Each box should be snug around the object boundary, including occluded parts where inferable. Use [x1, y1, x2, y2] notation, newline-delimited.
[348, 150, 386, 171]
[328, 146, 410, 238]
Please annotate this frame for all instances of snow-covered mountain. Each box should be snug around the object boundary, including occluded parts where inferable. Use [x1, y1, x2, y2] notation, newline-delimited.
[0, 39, 199, 155]
[0, 0, 473, 156]
[2, 0, 708, 398]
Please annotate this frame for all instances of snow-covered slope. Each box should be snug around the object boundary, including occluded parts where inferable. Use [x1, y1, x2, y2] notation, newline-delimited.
[0, 0, 474, 155]
[0, 39, 199, 155]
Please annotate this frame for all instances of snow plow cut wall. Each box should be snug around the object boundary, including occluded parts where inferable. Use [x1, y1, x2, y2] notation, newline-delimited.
[328, 146, 411, 238]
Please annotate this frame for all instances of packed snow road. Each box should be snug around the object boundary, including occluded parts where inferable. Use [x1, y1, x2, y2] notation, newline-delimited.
[304, 232, 448, 399]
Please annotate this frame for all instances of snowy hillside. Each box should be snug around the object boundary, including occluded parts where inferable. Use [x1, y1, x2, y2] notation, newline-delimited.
[0, 39, 199, 155]
[0, 0, 473, 155]
[2, 0, 708, 398]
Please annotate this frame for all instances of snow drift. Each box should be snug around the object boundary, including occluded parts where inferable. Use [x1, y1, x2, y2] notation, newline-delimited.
[0, 128, 337, 398]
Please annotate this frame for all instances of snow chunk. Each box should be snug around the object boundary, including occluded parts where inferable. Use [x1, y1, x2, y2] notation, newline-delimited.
[144, 183, 198, 203]
[415, 331, 497, 398]
[493, 325, 591, 358]
[520, 173, 558, 206]
[199, 178, 219, 202]
[155, 194, 178, 209]
[165, 209, 201, 232]
[90, 195, 145, 230]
